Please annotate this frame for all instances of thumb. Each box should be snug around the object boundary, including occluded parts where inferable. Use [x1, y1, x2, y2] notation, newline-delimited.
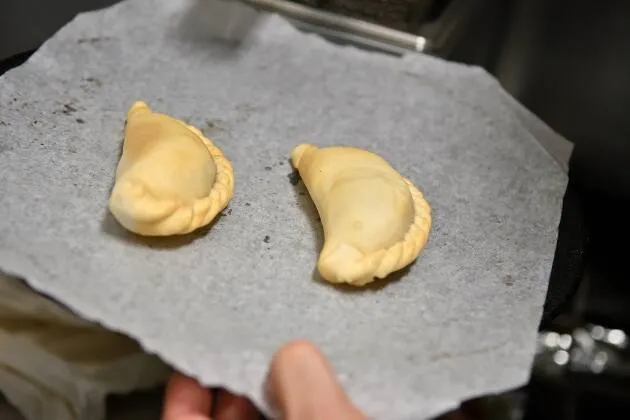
[266, 340, 365, 420]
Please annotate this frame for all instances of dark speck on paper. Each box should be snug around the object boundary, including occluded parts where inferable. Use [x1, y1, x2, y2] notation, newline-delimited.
[76, 118, 85, 124]
[205, 119, 225, 132]
[84, 77, 102, 87]
[55, 103, 77, 115]
[263, 235, 270, 243]
[288, 171, 300, 185]
[264, 166, 272, 171]
[503, 275, 514, 286]
[77, 36, 111, 44]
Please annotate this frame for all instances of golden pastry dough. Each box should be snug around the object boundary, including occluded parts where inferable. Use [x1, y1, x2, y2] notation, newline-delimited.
[291, 144, 431, 286]
[108, 101, 234, 236]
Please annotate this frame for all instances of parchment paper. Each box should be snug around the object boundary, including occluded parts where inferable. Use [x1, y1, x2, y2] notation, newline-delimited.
[0, 0, 568, 418]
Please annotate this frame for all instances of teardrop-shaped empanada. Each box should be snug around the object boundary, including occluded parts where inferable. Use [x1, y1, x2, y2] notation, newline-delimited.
[108, 101, 234, 236]
[291, 144, 431, 286]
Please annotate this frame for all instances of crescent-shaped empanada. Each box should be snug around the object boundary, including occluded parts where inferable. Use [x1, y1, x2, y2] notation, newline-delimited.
[291, 144, 431, 286]
[108, 101, 234, 236]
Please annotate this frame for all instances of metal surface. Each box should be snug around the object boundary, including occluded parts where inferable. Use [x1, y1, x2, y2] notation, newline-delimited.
[534, 323, 630, 400]
[244, 0, 428, 52]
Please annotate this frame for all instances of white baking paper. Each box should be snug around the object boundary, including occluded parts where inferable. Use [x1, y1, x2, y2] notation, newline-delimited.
[0, 0, 568, 418]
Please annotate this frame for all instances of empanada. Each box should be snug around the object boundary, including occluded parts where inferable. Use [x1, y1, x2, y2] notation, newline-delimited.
[108, 101, 234, 236]
[291, 144, 431, 286]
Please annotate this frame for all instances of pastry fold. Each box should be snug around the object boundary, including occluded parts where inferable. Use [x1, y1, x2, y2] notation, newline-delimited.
[291, 144, 431, 286]
[108, 101, 234, 236]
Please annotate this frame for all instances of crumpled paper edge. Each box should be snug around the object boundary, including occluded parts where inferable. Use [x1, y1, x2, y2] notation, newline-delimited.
[0, 230, 534, 419]
[0, 248, 276, 417]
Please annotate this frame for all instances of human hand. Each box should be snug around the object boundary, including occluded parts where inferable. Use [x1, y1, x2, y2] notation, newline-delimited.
[161, 340, 366, 420]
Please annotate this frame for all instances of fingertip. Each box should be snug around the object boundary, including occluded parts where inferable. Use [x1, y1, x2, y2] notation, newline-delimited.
[268, 339, 335, 399]
[214, 389, 259, 420]
[267, 340, 365, 420]
[162, 371, 212, 420]
[271, 339, 329, 370]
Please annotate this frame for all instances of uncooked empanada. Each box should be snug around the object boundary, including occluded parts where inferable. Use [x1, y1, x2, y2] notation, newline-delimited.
[108, 101, 234, 236]
[291, 144, 431, 286]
